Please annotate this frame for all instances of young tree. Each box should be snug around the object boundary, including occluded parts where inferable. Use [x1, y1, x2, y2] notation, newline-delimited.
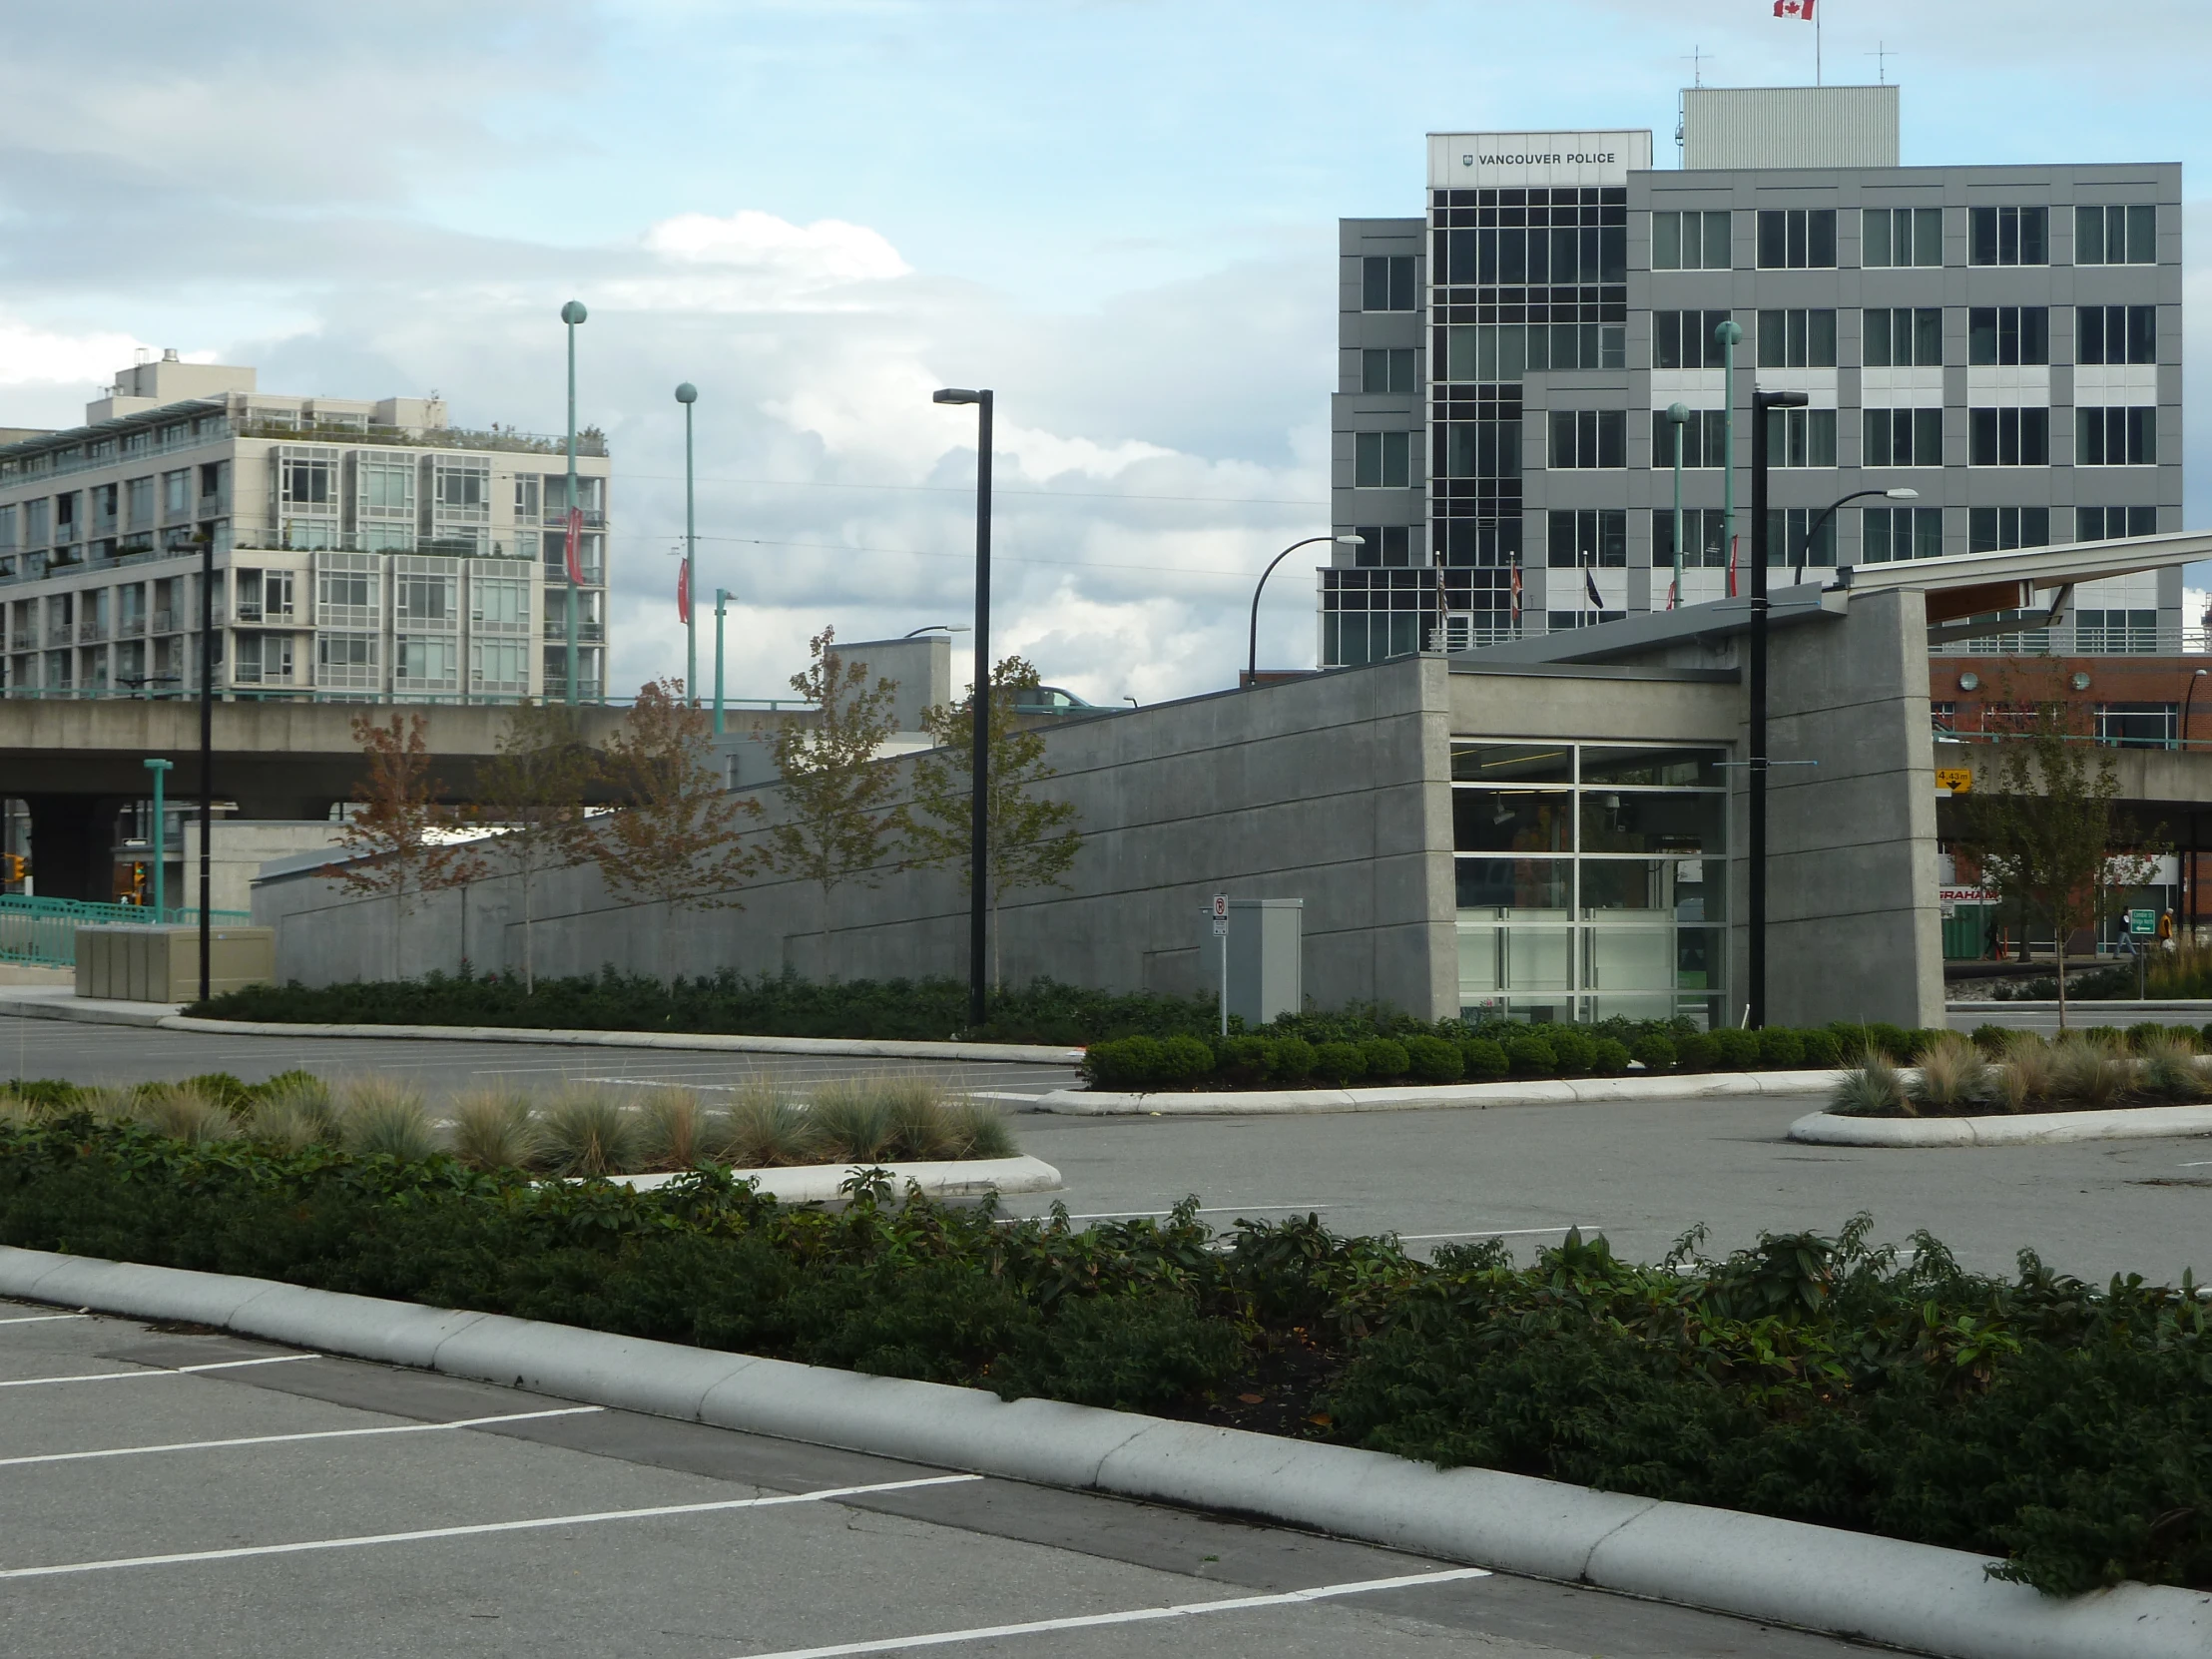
[1951, 702, 2163, 1029]
[466, 702, 596, 994]
[321, 713, 488, 979]
[909, 655, 1084, 990]
[581, 678, 755, 983]
[754, 628, 909, 969]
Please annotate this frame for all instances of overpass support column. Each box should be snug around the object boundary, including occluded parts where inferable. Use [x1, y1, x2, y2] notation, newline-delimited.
[22, 795, 127, 903]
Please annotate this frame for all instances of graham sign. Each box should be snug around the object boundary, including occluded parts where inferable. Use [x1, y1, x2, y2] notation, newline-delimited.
[1428, 130, 1653, 190]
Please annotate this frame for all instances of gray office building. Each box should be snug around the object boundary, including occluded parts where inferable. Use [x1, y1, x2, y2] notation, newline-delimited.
[1326, 86, 2183, 664]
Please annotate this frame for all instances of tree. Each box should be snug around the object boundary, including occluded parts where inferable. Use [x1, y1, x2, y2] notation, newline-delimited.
[754, 628, 909, 969]
[909, 654, 1084, 990]
[1950, 702, 2163, 1029]
[322, 714, 488, 979]
[581, 678, 755, 983]
[467, 702, 596, 994]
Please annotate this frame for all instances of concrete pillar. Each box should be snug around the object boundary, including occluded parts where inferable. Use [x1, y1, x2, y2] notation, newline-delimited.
[22, 795, 126, 902]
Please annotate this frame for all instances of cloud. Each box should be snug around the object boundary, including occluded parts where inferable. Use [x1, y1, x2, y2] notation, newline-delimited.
[0, 316, 156, 387]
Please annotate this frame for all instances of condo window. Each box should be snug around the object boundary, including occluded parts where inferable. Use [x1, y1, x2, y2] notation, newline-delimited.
[1863, 307, 1942, 368]
[2075, 205, 2155, 266]
[2076, 305, 2156, 365]
[1756, 209, 1836, 270]
[2076, 407, 2156, 466]
[1967, 306, 2049, 366]
[1649, 211, 1730, 271]
[1756, 308, 1837, 369]
[360, 461, 413, 513]
[1362, 255, 1416, 311]
[1968, 206, 2047, 267]
[1861, 208, 1943, 268]
[1968, 407, 2050, 466]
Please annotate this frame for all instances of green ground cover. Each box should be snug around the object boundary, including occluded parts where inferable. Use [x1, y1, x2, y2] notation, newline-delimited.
[0, 1107, 2204, 1598]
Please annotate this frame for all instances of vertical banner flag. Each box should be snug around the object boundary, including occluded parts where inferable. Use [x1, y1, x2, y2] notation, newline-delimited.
[1773, 0, 1814, 17]
[564, 505, 585, 586]
[1509, 562, 1523, 627]
[1584, 567, 1604, 613]
[1726, 534, 1740, 599]
[677, 557, 693, 625]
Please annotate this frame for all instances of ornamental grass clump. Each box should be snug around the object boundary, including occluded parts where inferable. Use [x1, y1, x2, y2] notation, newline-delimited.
[2136, 1031, 2206, 1104]
[134, 1080, 237, 1144]
[334, 1076, 440, 1162]
[1910, 1031, 1990, 1113]
[717, 1080, 817, 1168]
[532, 1087, 645, 1177]
[637, 1086, 714, 1168]
[808, 1078, 898, 1163]
[448, 1087, 536, 1171]
[2049, 1036, 2130, 1111]
[241, 1072, 338, 1152]
[1831, 1053, 1908, 1117]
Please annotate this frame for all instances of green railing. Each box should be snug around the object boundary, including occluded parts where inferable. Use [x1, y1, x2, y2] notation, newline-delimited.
[0, 894, 252, 969]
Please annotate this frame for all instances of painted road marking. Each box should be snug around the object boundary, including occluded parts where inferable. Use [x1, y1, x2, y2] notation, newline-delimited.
[0, 1474, 982, 1579]
[0, 1355, 319, 1389]
[732, 1566, 1496, 1658]
[0, 1405, 606, 1469]
[0, 1314, 89, 1327]
[1396, 1224, 1601, 1242]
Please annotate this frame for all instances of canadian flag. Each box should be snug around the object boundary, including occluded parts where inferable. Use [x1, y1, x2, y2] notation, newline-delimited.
[1773, 0, 1814, 17]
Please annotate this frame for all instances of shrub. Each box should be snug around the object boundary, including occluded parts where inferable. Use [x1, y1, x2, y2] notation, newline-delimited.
[2124, 1022, 2166, 1054]
[1674, 1032, 1718, 1071]
[1403, 1035, 1464, 1084]
[532, 1088, 645, 1176]
[1083, 1036, 1164, 1091]
[1217, 1035, 1272, 1085]
[1757, 1028, 1806, 1068]
[1710, 1028, 1762, 1070]
[1311, 1042, 1368, 1085]
[1460, 1038, 1508, 1081]
[1546, 1029, 1594, 1076]
[1969, 1024, 2011, 1055]
[1502, 1032, 1557, 1078]
[1631, 1034, 1676, 1072]
[1157, 1035, 1217, 1086]
[1587, 1038, 1632, 1076]
[1799, 1029, 1842, 1069]
[1358, 1037, 1410, 1082]
[2082, 1025, 2126, 1052]
[1842, 1022, 1914, 1065]
[1268, 1037, 1319, 1083]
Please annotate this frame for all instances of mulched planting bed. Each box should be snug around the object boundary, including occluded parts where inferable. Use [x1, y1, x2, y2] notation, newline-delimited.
[1832, 1027, 2212, 1118]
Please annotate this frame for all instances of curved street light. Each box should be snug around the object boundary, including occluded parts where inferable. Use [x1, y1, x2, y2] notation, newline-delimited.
[1248, 534, 1364, 685]
[930, 386, 993, 1029]
[1797, 485, 1919, 585]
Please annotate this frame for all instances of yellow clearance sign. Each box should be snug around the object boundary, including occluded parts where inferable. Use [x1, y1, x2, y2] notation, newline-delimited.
[1936, 769, 1973, 794]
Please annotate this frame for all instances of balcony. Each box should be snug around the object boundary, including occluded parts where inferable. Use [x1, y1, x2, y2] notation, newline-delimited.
[8, 632, 32, 652]
[236, 417, 610, 458]
[119, 615, 146, 637]
[44, 626, 71, 648]
[77, 620, 107, 643]
[152, 609, 176, 633]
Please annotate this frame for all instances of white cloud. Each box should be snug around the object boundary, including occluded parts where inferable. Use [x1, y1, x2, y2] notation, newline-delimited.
[0, 316, 156, 387]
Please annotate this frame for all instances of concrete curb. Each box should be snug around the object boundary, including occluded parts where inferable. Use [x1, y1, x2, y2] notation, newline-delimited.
[2, 1246, 2200, 1657]
[608, 1154, 1064, 1204]
[1791, 1103, 2212, 1147]
[0, 993, 172, 1028]
[1040, 1069, 1845, 1115]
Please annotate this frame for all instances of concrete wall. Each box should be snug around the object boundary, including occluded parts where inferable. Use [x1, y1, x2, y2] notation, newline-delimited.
[254, 658, 1463, 1016]
[181, 819, 346, 914]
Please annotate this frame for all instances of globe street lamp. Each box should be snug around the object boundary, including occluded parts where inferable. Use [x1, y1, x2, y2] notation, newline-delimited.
[931, 386, 993, 1029]
[1249, 535, 1364, 685]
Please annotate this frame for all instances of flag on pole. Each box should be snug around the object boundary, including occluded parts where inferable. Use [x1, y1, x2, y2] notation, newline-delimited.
[1584, 568, 1604, 613]
[563, 505, 585, 586]
[1509, 562, 1523, 627]
[1726, 534, 1740, 598]
[677, 557, 692, 625]
[1773, 0, 1814, 17]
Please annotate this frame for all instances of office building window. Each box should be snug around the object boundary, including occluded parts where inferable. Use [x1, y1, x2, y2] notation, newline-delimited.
[2075, 205, 2155, 266]
[1650, 211, 1731, 270]
[1545, 509, 1626, 568]
[2073, 611, 2162, 655]
[1862, 207, 1943, 268]
[1764, 507, 1839, 567]
[1968, 407, 2049, 466]
[1547, 609, 1630, 630]
[1362, 255, 1415, 311]
[1968, 206, 2047, 267]
[1440, 419, 1521, 480]
[1969, 507, 2050, 553]
[1863, 307, 1942, 367]
[1447, 322, 1622, 380]
[2076, 305, 2156, 365]
[1756, 209, 1837, 270]
[1648, 409, 1727, 468]
[2075, 506, 2158, 541]
[1863, 506, 1945, 562]
[1547, 409, 1626, 469]
[1863, 408, 1943, 467]
[1651, 508, 1729, 569]
[1967, 306, 2049, 366]
[1350, 525, 1416, 567]
[1763, 406, 1838, 467]
[1756, 308, 1837, 368]
[2077, 407, 2156, 466]
[1439, 220, 1626, 286]
[1651, 309, 1732, 370]
[1362, 347, 1416, 393]
[1355, 430, 1413, 488]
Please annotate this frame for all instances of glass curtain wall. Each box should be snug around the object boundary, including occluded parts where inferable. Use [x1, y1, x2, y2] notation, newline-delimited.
[1451, 740, 1726, 1025]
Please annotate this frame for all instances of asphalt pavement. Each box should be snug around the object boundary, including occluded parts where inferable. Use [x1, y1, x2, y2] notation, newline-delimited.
[0, 1301, 1883, 1659]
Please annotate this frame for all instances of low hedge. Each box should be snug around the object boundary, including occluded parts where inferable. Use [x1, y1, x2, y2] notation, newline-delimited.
[0, 1116, 2204, 1597]
[1082, 1018, 1914, 1092]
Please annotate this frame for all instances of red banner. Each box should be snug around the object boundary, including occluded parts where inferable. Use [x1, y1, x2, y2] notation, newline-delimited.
[564, 505, 584, 586]
[677, 557, 692, 625]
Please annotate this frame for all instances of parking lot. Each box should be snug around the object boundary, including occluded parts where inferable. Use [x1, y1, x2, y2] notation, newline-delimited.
[0, 1301, 1889, 1659]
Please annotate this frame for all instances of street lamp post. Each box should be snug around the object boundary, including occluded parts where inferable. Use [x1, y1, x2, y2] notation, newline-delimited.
[1665, 403, 1689, 610]
[143, 758, 173, 919]
[1717, 321, 1743, 589]
[676, 382, 699, 705]
[713, 588, 731, 737]
[1795, 486, 1919, 586]
[196, 530, 216, 1002]
[2186, 669, 2208, 933]
[1746, 388, 1810, 1030]
[560, 300, 588, 707]
[1248, 534, 1364, 684]
[932, 387, 994, 1029]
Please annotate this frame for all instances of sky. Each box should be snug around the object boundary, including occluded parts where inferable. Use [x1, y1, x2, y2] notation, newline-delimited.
[4, 0, 2210, 706]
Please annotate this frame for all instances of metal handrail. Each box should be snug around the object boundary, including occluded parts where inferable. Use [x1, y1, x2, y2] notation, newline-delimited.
[0, 893, 253, 968]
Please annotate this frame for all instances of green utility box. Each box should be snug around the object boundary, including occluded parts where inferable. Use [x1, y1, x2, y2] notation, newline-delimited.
[75, 925, 275, 1003]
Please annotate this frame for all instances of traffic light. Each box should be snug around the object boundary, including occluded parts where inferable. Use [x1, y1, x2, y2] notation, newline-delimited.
[0, 852, 25, 885]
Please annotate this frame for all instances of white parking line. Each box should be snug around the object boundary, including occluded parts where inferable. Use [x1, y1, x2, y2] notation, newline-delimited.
[732, 1566, 1494, 1658]
[0, 1314, 89, 1327]
[0, 1354, 319, 1389]
[1396, 1224, 1601, 1242]
[0, 1404, 605, 1468]
[1003, 1204, 1336, 1223]
[0, 1473, 982, 1579]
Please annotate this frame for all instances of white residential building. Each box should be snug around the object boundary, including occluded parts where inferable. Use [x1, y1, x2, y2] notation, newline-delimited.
[0, 355, 613, 703]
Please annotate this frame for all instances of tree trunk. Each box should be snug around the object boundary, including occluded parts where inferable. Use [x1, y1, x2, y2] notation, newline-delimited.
[521, 855, 535, 995]
[821, 883, 834, 982]
[2055, 931, 2068, 1031]
[991, 888, 1002, 992]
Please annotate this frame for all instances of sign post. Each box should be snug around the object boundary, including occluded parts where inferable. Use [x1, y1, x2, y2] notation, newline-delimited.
[1212, 893, 1230, 1036]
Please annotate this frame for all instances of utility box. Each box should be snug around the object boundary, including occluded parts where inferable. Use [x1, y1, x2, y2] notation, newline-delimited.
[1201, 898, 1303, 1027]
[75, 926, 276, 1003]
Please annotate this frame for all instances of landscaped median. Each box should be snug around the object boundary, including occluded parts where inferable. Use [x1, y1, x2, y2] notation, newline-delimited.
[0, 1106, 2206, 1627]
